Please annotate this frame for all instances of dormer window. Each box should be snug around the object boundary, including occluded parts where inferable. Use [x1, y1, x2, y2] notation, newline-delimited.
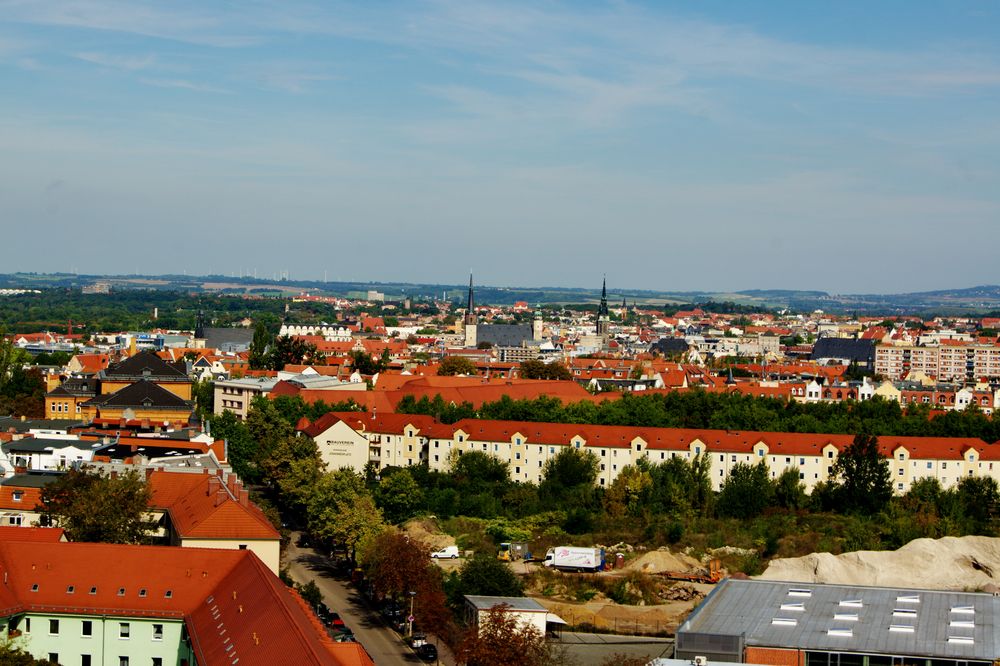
[12, 491, 22, 502]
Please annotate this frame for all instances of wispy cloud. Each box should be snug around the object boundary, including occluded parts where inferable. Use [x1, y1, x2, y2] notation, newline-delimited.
[138, 77, 229, 94]
[73, 51, 154, 70]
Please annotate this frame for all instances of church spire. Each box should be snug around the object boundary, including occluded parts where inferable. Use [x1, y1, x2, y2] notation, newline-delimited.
[466, 273, 475, 318]
[598, 275, 609, 318]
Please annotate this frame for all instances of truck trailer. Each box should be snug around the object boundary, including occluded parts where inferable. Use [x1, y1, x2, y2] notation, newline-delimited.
[543, 546, 605, 572]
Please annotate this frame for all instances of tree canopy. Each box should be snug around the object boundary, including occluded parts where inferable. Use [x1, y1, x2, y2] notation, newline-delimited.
[37, 468, 157, 543]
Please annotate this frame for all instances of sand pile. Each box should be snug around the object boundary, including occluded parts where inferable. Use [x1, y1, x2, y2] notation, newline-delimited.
[759, 536, 1000, 590]
[625, 548, 701, 575]
[402, 518, 455, 551]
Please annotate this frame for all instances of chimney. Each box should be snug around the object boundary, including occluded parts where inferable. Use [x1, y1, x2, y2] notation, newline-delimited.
[214, 489, 227, 507]
[208, 476, 221, 494]
[145, 468, 153, 480]
[239, 489, 249, 507]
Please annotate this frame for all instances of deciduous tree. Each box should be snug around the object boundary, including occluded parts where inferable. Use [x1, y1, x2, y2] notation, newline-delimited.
[37, 468, 157, 544]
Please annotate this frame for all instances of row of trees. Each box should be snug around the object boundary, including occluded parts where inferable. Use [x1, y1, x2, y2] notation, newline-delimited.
[399, 389, 1000, 441]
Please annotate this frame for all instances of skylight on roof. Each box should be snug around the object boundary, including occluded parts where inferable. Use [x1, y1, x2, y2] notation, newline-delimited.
[30, 584, 38, 592]
[834, 613, 858, 622]
[787, 588, 812, 597]
[771, 618, 797, 626]
[948, 636, 975, 645]
[89, 586, 97, 595]
[165, 590, 173, 598]
[117, 587, 125, 596]
[839, 599, 863, 608]
[139, 588, 147, 597]
[892, 609, 917, 617]
[66, 585, 74, 594]
[950, 620, 974, 629]
[896, 594, 920, 604]
[950, 605, 975, 614]
[827, 628, 853, 637]
[889, 625, 915, 633]
[780, 602, 805, 611]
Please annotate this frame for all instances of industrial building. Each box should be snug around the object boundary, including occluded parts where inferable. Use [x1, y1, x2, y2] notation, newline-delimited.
[675, 578, 998, 666]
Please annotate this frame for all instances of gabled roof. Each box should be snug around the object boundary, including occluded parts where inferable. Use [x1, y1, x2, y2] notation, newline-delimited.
[102, 350, 189, 381]
[148, 471, 279, 541]
[84, 380, 193, 410]
[0, 541, 372, 666]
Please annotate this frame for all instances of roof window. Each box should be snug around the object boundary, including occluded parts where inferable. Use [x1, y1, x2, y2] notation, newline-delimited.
[30, 584, 38, 592]
[892, 609, 917, 618]
[889, 625, 915, 633]
[117, 587, 126, 596]
[66, 586, 75, 594]
[780, 602, 805, 612]
[839, 599, 863, 608]
[950, 605, 975, 614]
[89, 586, 97, 595]
[896, 594, 920, 604]
[833, 613, 858, 622]
[827, 628, 853, 637]
[948, 636, 974, 645]
[787, 588, 812, 598]
[950, 620, 974, 629]
[165, 590, 173, 599]
[771, 618, 797, 626]
[139, 588, 147, 597]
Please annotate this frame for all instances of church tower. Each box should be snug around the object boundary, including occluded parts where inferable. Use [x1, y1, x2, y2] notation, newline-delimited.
[464, 274, 478, 347]
[532, 306, 544, 341]
[596, 277, 610, 339]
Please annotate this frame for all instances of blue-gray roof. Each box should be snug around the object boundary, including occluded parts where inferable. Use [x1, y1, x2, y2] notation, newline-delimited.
[679, 578, 998, 662]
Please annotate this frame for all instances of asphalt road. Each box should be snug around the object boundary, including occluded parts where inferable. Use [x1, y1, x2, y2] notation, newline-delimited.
[284, 535, 455, 666]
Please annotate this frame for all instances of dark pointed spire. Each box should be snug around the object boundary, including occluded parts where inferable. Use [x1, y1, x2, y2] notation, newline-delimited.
[467, 273, 474, 314]
[194, 310, 205, 339]
[598, 275, 609, 318]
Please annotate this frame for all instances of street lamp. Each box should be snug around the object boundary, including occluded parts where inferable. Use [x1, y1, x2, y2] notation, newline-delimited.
[407, 590, 416, 637]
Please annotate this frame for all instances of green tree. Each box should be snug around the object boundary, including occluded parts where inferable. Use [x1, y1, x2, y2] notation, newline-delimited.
[376, 468, 425, 524]
[519, 360, 572, 381]
[830, 433, 892, 514]
[37, 468, 157, 544]
[269, 335, 319, 370]
[456, 555, 524, 597]
[438, 356, 478, 376]
[603, 465, 652, 517]
[0, 638, 59, 665]
[716, 461, 774, 519]
[307, 470, 384, 560]
[248, 321, 272, 370]
[773, 466, 808, 510]
[191, 379, 214, 420]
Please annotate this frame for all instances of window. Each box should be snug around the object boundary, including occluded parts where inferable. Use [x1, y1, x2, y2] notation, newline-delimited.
[49, 619, 59, 635]
[118, 587, 126, 596]
[90, 586, 97, 595]
[119, 622, 130, 639]
[48, 655, 58, 664]
[898, 469, 904, 476]
[24, 618, 30, 633]
[139, 588, 147, 597]
[82, 620, 93, 637]
[927, 461, 933, 469]
[152, 624, 163, 641]
[11, 491, 22, 502]
[119, 658, 129, 666]
[82, 656, 91, 666]
[67, 585, 75, 594]
[153, 659, 162, 666]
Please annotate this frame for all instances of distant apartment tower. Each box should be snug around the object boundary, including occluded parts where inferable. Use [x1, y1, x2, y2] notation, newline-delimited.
[876, 343, 1000, 381]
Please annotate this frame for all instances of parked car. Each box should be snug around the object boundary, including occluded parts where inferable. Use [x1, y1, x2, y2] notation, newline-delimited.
[410, 632, 427, 648]
[430, 546, 459, 559]
[328, 612, 345, 628]
[417, 643, 438, 662]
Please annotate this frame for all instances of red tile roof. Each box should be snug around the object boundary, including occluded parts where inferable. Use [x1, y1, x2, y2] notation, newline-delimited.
[148, 471, 279, 541]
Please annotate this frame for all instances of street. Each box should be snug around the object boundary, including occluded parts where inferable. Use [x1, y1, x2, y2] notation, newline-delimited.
[284, 535, 455, 666]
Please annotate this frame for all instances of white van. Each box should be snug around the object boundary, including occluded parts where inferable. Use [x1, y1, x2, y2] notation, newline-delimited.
[430, 545, 460, 559]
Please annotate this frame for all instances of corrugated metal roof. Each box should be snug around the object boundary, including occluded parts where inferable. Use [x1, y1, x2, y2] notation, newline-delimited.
[679, 579, 999, 661]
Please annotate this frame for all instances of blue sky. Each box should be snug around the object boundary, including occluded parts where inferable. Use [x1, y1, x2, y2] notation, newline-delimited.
[1, 1, 999, 294]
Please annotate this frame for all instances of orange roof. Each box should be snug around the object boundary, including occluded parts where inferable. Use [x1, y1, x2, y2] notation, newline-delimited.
[148, 471, 279, 541]
[0, 541, 371, 666]
[0, 485, 42, 511]
[0, 526, 65, 542]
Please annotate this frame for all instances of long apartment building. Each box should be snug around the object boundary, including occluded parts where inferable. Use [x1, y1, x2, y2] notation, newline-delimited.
[876, 342, 1000, 381]
[297, 412, 1000, 494]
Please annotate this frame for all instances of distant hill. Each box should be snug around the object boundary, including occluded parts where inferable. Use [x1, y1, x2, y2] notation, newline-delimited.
[1, 273, 1000, 315]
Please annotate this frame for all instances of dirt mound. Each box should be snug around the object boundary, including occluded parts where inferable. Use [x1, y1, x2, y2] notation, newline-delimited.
[401, 518, 455, 551]
[759, 536, 1000, 590]
[624, 548, 701, 575]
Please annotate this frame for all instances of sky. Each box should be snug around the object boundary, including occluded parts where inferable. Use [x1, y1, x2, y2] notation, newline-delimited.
[1, 1, 999, 294]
